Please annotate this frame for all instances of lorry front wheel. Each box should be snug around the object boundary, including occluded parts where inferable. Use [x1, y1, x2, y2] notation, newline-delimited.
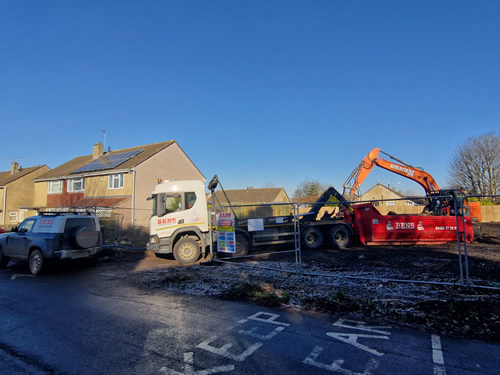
[29, 249, 44, 275]
[173, 237, 201, 265]
[302, 227, 324, 250]
[330, 226, 351, 249]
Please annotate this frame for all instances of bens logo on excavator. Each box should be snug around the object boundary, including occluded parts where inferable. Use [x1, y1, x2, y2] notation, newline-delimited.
[389, 163, 415, 177]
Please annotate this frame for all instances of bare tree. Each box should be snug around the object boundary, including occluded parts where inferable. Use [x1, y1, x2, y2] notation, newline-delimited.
[293, 178, 326, 203]
[448, 132, 500, 197]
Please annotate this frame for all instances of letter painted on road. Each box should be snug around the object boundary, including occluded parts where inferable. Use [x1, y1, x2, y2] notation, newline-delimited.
[196, 335, 263, 362]
[159, 352, 234, 375]
[303, 345, 380, 375]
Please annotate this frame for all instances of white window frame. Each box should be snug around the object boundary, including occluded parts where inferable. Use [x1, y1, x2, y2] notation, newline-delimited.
[19, 209, 27, 222]
[48, 180, 63, 194]
[386, 201, 395, 206]
[67, 178, 85, 192]
[108, 174, 124, 189]
[9, 212, 17, 222]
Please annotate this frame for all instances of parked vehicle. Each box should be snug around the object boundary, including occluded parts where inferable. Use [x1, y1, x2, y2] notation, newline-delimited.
[0, 212, 103, 275]
[146, 175, 353, 265]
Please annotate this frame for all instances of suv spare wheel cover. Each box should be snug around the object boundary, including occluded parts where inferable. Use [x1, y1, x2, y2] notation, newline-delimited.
[74, 226, 98, 248]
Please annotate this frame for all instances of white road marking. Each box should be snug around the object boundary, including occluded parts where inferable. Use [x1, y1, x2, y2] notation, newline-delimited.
[431, 335, 446, 375]
[303, 345, 380, 374]
[196, 335, 263, 362]
[239, 325, 285, 340]
[239, 311, 290, 326]
[326, 332, 389, 357]
[159, 352, 234, 375]
[11, 274, 35, 280]
[333, 318, 391, 335]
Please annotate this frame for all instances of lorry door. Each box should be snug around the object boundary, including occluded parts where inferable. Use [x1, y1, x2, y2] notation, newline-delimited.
[154, 190, 207, 238]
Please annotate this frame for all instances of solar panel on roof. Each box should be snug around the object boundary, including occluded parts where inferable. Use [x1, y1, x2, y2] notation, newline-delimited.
[72, 149, 144, 174]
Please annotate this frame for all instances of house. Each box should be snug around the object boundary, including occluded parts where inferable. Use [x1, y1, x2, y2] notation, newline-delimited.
[33, 140, 204, 228]
[0, 162, 50, 228]
[212, 187, 291, 217]
[358, 183, 422, 214]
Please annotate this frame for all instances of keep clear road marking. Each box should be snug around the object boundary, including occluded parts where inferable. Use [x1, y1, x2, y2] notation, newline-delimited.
[303, 318, 391, 374]
[160, 311, 289, 374]
[432, 335, 446, 375]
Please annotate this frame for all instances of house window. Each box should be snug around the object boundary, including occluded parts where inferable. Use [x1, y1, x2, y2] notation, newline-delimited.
[9, 212, 17, 222]
[68, 178, 85, 192]
[48, 180, 63, 194]
[386, 201, 395, 206]
[108, 174, 124, 189]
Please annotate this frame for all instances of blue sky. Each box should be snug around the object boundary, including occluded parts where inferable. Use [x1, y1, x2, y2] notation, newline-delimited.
[1, 1, 499, 197]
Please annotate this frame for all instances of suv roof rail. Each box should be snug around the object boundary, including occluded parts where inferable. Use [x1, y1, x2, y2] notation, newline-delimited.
[38, 211, 95, 216]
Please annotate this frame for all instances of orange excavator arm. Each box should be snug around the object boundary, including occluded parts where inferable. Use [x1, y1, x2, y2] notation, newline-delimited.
[343, 148, 440, 196]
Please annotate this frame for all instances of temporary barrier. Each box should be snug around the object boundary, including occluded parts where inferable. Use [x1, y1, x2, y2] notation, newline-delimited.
[208, 202, 302, 268]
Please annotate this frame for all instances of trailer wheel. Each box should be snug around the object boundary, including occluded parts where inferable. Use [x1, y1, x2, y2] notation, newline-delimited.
[302, 227, 324, 250]
[234, 235, 249, 257]
[173, 237, 201, 265]
[330, 226, 351, 249]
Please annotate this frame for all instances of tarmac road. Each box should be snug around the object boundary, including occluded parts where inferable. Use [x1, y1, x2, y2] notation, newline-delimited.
[0, 255, 499, 375]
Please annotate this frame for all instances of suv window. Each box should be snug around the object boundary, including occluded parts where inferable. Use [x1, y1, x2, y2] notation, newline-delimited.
[18, 219, 36, 233]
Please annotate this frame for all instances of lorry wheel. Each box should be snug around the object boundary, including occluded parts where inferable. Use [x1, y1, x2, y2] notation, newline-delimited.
[302, 227, 324, 250]
[29, 249, 44, 275]
[330, 226, 351, 249]
[234, 236, 249, 257]
[173, 237, 201, 265]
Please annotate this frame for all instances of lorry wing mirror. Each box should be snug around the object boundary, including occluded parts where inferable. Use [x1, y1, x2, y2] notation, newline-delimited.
[208, 175, 219, 192]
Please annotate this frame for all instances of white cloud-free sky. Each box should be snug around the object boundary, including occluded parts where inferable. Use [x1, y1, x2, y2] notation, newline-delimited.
[1, 1, 498, 196]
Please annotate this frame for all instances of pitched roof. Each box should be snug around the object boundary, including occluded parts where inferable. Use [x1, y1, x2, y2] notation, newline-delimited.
[35, 140, 177, 180]
[0, 165, 48, 186]
[213, 188, 289, 205]
[361, 183, 407, 199]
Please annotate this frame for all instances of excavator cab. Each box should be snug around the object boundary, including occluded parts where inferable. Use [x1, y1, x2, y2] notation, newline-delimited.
[428, 190, 470, 217]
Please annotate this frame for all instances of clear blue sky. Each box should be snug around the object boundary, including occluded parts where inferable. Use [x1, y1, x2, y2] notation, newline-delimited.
[1, 1, 498, 197]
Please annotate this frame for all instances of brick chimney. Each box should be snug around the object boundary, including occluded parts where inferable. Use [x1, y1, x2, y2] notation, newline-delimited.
[11, 161, 19, 174]
[93, 142, 104, 159]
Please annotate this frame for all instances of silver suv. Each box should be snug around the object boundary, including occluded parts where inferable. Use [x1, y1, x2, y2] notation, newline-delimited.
[0, 212, 103, 275]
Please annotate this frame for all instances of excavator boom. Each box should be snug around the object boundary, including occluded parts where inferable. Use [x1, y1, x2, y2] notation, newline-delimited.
[343, 148, 440, 196]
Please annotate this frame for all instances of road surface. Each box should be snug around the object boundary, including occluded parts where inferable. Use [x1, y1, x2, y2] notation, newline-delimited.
[0, 258, 498, 375]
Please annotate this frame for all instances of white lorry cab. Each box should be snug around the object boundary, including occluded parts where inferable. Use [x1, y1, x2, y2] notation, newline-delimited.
[147, 179, 212, 264]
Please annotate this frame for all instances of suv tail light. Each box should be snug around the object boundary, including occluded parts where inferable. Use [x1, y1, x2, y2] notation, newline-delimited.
[53, 234, 63, 250]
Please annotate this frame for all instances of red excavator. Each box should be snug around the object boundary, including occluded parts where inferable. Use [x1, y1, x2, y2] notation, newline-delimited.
[343, 147, 439, 196]
[343, 147, 469, 217]
[340, 148, 474, 245]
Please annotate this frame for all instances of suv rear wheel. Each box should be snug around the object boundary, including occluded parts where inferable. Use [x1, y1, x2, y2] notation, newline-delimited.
[29, 249, 44, 275]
